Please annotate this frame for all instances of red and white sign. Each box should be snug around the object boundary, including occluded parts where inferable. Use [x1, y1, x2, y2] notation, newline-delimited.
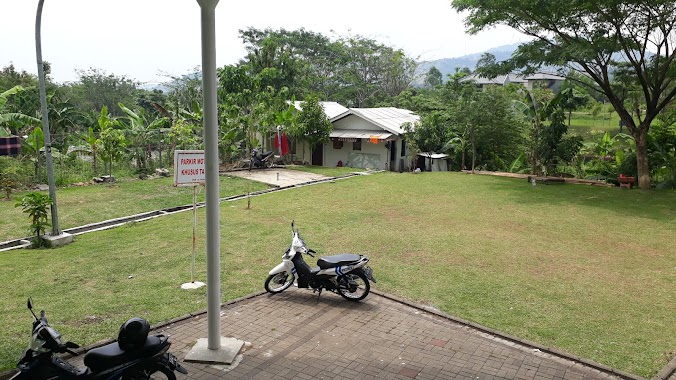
[174, 150, 205, 186]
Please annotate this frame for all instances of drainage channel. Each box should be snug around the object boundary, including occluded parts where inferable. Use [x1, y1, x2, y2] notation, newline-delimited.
[0, 172, 368, 253]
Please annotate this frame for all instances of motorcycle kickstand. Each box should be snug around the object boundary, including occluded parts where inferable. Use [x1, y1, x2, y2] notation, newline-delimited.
[315, 288, 322, 303]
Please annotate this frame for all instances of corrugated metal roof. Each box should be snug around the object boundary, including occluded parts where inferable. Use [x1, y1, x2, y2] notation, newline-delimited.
[524, 73, 565, 80]
[332, 107, 420, 135]
[292, 101, 349, 119]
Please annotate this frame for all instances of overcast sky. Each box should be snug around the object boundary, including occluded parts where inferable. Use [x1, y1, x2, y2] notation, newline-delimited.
[1, 0, 528, 85]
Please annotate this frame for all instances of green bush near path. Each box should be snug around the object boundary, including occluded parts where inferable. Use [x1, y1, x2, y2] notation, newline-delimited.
[0, 172, 673, 377]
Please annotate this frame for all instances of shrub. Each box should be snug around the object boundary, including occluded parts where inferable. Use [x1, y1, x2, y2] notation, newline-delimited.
[15, 192, 51, 247]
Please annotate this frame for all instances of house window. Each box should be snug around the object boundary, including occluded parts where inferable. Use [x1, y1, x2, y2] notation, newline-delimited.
[401, 140, 406, 157]
[332, 140, 343, 149]
[353, 139, 362, 151]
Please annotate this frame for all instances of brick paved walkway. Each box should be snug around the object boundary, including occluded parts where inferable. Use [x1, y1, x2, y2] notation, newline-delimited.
[150, 289, 629, 380]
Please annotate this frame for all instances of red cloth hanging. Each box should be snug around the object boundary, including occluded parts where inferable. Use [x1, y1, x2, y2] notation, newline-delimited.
[275, 131, 290, 156]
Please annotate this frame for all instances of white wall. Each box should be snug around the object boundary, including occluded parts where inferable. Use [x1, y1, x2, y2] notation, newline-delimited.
[333, 115, 380, 131]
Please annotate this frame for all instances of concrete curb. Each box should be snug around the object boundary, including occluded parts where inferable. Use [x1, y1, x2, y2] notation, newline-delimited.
[653, 355, 676, 380]
[370, 289, 647, 380]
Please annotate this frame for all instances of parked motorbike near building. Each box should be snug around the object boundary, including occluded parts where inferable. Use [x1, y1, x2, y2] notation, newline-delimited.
[10, 298, 187, 380]
[264, 221, 376, 301]
[249, 148, 274, 170]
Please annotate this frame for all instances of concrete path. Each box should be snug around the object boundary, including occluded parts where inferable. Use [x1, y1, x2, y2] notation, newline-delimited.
[225, 168, 332, 187]
[152, 289, 630, 380]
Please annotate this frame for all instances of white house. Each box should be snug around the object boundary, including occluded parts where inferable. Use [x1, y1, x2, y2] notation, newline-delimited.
[292, 102, 420, 171]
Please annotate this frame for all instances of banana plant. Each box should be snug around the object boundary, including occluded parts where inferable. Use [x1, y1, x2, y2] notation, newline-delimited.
[1, 86, 40, 137]
[22, 126, 44, 179]
[118, 102, 169, 173]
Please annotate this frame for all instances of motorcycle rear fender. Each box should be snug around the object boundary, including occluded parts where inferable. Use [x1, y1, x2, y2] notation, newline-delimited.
[269, 261, 294, 276]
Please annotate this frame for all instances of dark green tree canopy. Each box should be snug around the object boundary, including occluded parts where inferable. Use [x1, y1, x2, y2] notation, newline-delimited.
[452, 0, 676, 189]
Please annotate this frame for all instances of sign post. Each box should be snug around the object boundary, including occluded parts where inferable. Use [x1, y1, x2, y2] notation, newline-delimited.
[174, 150, 206, 290]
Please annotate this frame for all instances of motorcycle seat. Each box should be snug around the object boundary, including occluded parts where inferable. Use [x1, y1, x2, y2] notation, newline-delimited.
[83, 335, 165, 373]
[317, 254, 362, 269]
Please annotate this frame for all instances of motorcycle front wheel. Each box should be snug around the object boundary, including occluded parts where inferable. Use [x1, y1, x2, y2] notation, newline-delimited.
[337, 272, 370, 301]
[264, 272, 293, 293]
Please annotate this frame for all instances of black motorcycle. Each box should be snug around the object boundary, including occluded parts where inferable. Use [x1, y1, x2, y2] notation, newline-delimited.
[248, 148, 274, 170]
[10, 298, 188, 380]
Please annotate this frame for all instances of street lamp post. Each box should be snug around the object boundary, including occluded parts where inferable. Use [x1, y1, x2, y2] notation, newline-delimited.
[34, 0, 72, 247]
[184, 0, 244, 365]
[35, 0, 59, 236]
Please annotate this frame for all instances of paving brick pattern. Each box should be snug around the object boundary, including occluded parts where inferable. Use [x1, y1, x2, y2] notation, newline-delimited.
[144, 289, 625, 380]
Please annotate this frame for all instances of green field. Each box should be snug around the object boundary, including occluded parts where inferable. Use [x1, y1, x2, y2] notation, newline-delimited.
[0, 172, 674, 377]
[0, 175, 270, 242]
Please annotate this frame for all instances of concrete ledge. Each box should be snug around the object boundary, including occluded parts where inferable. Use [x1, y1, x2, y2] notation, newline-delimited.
[41, 232, 73, 247]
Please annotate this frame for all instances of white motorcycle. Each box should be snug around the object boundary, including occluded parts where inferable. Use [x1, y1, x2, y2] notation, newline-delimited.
[264, 222, 376, 301]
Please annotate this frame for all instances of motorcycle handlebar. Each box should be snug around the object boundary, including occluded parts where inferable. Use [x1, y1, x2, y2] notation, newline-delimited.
[307, 249, 316, 257]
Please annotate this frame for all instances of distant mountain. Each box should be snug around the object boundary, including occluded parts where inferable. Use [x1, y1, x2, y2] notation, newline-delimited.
[416, 42, 522, 83]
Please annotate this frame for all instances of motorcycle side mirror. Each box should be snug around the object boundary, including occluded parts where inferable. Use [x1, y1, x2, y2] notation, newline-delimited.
[27, 297, 39, 320]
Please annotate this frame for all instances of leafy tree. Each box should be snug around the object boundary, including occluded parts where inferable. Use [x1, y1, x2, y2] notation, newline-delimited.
[64, 68, 139, 116]
[454, 86, 525, 172]
[0, 64, 38, 90]
[292, 96, 332, 159]
[79, 126, 100, 174]
[218, 64, 289, 154]
[424, 67, 443, 88]
[239, 27, 341, 99]
[335, 34, 416, 107]
[557, 84, 589, 126]
[452, 0, 676, 189]
[98, 125, 127, 176]
[163, 67, 203, 114]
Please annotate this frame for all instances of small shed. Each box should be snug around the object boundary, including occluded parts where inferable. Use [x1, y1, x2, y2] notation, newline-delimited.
[416, 153, 450, 172]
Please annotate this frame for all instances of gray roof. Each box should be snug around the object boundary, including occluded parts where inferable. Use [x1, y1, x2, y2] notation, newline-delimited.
[292, 101, 349, 120]
[524, 73, 565, 81]
[331, 107, 420, 135]
[462, 72, 563, 85]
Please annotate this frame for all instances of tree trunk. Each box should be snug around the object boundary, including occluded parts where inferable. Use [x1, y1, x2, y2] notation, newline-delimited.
[634, 127, 650, 190]
[470, 134, 476, 174]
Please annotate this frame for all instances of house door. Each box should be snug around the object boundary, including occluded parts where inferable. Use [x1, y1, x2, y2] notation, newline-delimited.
[311, 145, 323, 166]
[389, 141, 397, 171]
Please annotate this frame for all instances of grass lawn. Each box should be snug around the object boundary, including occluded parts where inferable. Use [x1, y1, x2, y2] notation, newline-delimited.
[0, 172, 674, 377]
[568, 111, 623, 139]
[0, 175, 270, 242]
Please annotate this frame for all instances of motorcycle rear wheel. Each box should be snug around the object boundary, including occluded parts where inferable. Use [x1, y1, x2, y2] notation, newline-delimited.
[337, 272, 370, 301]
[129, 364, 176, 380]
[265, 272, 293, 293]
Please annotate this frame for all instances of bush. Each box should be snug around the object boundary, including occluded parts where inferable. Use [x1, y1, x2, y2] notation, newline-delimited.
[15, 192, 51, 247]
